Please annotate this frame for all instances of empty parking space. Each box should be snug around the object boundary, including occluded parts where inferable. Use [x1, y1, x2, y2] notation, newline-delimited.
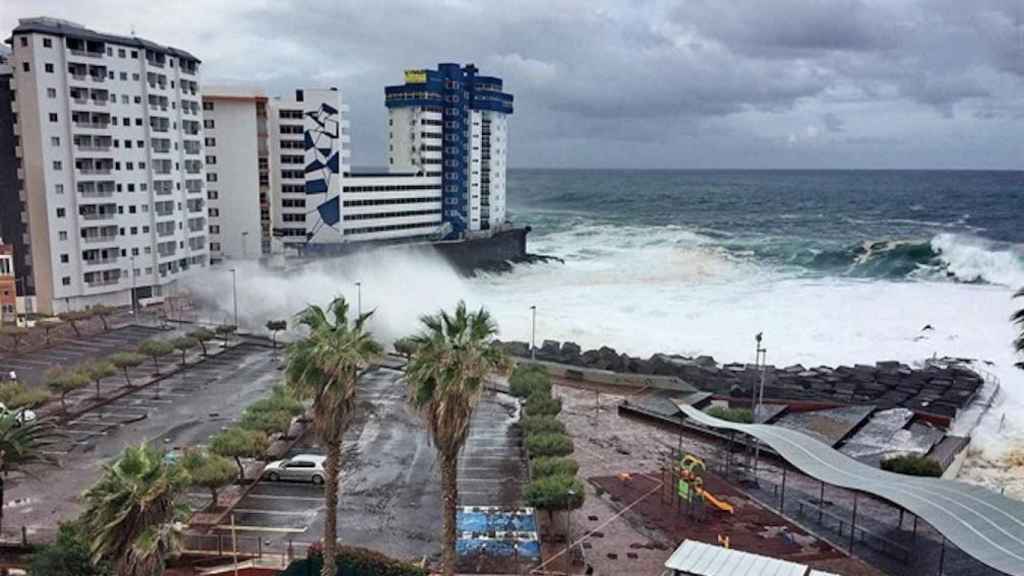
[0, 325, 168, 385]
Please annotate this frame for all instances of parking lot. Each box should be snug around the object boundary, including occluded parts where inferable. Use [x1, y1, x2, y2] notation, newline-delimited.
[3, 341, 282, 536]
[215, 368, 527, 565]
[0, 324, 169, 386]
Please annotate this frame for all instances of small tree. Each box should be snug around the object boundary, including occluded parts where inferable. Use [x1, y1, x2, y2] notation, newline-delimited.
[531, 457, 580, 479]
[266, 320, 287, 348]
[214, 324, 237, 347]
[28, 522, 112, 576]
[209, 427, 269, 480]
[90, 304, 116, 332]
[188, 327, 216, 356]
[0, 381, 49, 410]
[58, 309, 93, 337]
[45, 367, 89, 411]
[171, 336, 196, 366]
[38, 318, 63, 345]
[181, 449, 237, 509]
[393, 337, 418, 359]
[0, 326, 31, 352]
[137, 339, 175, 375]
[82, 360, 118, 399]
[239, 409, 292, 437]
[109, 352, 146, 386]
[525, 392, 562, 417]
[509, 365, 552, 398]
[521, 415, 566, 436]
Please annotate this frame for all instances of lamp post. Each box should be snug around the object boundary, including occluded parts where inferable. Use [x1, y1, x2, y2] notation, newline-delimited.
[355, 282, 362, 317]
[229, 268, 238, 327]
[751, 333, 767, 478]
[129, 255, 137, 316]
[241, 231, 249, 259]
[530, 305, 537, 360]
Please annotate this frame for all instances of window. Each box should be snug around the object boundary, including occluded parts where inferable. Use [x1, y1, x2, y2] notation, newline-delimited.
[122, 118, 129, 126]
[137, 140, 144, 148]
[209, 225, 220, 234]
[205, 155, 216, 164]
[20, 37, 27, 47]
[126, 162, 134, 170]
[50, 136, 60, 146]
[135, 118, 142, 126]
[208, 208, 220, 217]
[132, 73, 139, 81]
[59, 231, 67, 241]
[118, 48, 126, 58]
[52, 161, 62, 170]
[22, 63, 29, 72]
[134, 96, 141, 104]
[47, 87, 56, 98]
[203, 119, 215, 129]
[129, 205, 136, 214]
[130, 226, 138, 235]
[202, 101, 214, 111]
[121, 95, 128, 104]
[206, 173, 218, 182]
[60, 254, 69, 263]
[49, 113, 58, 122]
[56, 208, 65, 218]
[131, 50, 138, 58]
[127, 184, 135, 192]
[207, 190, 218, 200]
[204, 137, 216, 146]
[62, 277, 70, 286]
[44, 63, 54, 73]
[120, 72, 128, 81]
[125, 140, 132, 149]
[55, 184, 63, 194]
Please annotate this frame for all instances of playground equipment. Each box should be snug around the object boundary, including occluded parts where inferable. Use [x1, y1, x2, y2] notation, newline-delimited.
[674, 454, 734, 515]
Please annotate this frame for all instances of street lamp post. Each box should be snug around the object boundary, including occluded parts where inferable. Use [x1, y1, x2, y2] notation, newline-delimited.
[530, 305, 537, 360]
[355, 282, 362, 317]
[229, 268, 238, 327]
[129, 255, 137, 316]
[751, 333, 767, 477]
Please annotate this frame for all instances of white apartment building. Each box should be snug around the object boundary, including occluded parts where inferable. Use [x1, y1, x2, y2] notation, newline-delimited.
[267, 88, 351, 251]
[201, 87, 269, 261]
[6, 18, 208, 314]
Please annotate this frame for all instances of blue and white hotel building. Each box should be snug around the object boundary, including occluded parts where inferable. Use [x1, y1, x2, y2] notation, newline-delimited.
[385, 63, 513, 239]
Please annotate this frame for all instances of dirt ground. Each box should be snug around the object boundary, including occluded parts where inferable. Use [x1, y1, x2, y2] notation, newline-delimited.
[547, 383, 883, 576]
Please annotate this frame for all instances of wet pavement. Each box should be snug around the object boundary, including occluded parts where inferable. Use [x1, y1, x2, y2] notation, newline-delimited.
[3, 342, 282, 539]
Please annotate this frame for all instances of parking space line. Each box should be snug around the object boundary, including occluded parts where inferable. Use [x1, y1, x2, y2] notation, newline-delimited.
[244, 494, 323, 502]
[214, 525, 307, 534]
[232, 508, 317, 517]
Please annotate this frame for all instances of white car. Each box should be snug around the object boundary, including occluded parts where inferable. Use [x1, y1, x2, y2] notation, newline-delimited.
[0, 403, 36, 426]
[262, 454, 326, 484]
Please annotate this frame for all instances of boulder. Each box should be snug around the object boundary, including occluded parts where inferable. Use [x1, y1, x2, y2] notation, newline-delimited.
[694, 355, 717, 367]
[538, 339, 561, 360]
[498, 340, 530, 358]
[560, 341, 582, 361]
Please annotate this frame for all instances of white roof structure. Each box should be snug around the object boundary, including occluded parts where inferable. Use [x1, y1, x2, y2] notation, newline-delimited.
[664, 540, 809, 576]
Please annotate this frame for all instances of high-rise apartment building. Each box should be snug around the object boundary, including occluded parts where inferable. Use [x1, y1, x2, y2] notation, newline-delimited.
[201, 87, 269, 261]
[268, 88, 351, 250]
[5, 18, 208, 314]
[385, 63, 513, 239]
[0, 48, 28, 301]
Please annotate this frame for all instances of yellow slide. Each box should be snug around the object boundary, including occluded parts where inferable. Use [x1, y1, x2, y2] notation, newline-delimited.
[696, 488, 734, 514]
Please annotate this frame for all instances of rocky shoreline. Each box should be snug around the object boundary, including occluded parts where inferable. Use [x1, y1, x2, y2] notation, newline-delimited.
[494, 339, 985, 420]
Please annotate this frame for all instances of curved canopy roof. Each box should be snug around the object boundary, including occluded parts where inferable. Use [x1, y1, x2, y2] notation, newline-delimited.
[677, 404, 1024, 576]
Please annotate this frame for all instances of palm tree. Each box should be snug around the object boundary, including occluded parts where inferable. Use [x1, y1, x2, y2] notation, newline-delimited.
[405, 301, 509, 576]
[80, 443, 188, 576]
[285, 297, 381, 576]
[1014, 288, 1024, 370]
[0, 413, 63, 535]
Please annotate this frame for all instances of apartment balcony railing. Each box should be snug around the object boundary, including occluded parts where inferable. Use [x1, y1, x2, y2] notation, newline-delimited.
[75, 143, 112, 152]
[74, 121, 110, 130]
[80, 212, 116, 221]
[89, 74, 107, 83]
[77, 167, 113, 176]
[147, 58, 165, 68]
[151, 125, 170, 133]
[79, 188, 114, 198]
[83, 257, 119, 267]
[82, 234, 118, 244]
[69, 49, 103, 58]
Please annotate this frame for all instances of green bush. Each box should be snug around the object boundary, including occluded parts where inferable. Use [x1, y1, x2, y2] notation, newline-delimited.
[524, 392, 562, 417]
[521, 415, 566, 436]
[880, 454, 943, 477]
[239, 409, 293, 436]
[29, 523, 112, 576]
[706, 406, 753, 424]
[526, 433, 574, 458]
[0, 380, 50, 408]
[284, 544, 428, 576]
[524, 474, 586, 512]
[509, 364, 552, 398]
[531, 456, 579, 479]
[247, 387, 304, 418]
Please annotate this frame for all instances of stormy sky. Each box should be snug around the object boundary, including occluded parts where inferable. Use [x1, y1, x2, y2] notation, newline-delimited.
[4, 0, 1023, 169]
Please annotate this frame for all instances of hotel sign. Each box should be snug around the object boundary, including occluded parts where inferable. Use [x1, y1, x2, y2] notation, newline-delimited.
[404, 69, 427, 84]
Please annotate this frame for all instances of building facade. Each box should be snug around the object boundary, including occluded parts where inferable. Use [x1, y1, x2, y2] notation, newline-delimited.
[0, 244, 15, 323]
[6, 17, 208, 314]
[0, 49, 30, 299]
[201, 87, 268, 261]
[385, 64, 513, 239]
[268, 88, 351, 250]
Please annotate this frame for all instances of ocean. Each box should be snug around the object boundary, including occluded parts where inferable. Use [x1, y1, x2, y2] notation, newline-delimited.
[191, 169, 1024, 493]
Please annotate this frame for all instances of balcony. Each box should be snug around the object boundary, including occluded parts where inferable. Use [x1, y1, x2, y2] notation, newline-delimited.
[185, 180, 203, 194]
[82, 233, 118, 244]
[69, 48, 104, 59]
[84, 277, 120, 287]
[80, 211, 116, 221]
[78, 184, 115, 198]
[83, 256, 119, 267]
[73, 120, 111, 130]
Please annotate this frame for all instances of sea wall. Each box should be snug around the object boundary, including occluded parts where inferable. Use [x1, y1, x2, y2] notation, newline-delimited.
[494, 339, 984, 419]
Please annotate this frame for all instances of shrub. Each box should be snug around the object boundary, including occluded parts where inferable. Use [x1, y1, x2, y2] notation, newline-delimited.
[0, 380, 49, 409]
[284, 544, 428, 576]
[531, 456, 579, 479]
[509, 364, 552, 398]
[247, 385, 304, 418]
[526, 433, 574, 458]
[524, 475, 586, 512]
[239, 409, 293, 436]
[181, 449, 237, 506]
[880, 454, 943, 477]
[521, 415, 566, 436]
[29, 522, 112, 576]
[524, 392, 562, 417]
[393, 337, 418, 359]
[706, 406, 754, 424]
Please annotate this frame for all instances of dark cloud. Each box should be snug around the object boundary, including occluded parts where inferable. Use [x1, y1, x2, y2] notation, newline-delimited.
[3, 0, 1022, 168]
